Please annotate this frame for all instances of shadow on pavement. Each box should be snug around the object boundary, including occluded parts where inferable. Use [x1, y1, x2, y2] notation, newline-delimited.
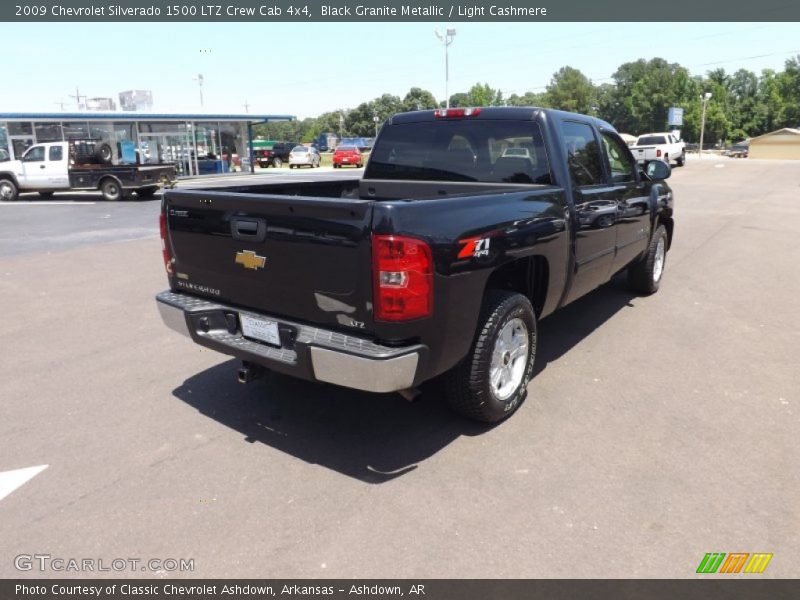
[172, 273, 638, 484]
[17, 192, 160, 202]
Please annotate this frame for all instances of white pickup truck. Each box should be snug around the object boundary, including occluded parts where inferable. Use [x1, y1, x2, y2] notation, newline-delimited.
[0, 141, 177, 202]
[631, 132, 685, 167]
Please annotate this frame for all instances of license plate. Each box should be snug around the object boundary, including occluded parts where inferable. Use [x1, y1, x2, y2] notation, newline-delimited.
[240, 315, 280, 346]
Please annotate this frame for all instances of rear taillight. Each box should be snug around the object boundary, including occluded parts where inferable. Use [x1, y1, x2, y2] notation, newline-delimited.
[434, 107, 481, 118]
[656, 149, 662, 157]
[372, 235, 433, 321]
[159, 212, 173, 276]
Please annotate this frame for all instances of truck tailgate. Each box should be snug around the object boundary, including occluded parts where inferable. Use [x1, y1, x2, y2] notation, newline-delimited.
[164, 190, 375, 332]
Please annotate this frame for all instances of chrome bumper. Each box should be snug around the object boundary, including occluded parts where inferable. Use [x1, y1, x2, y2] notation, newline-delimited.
[156, 291, 423, 393]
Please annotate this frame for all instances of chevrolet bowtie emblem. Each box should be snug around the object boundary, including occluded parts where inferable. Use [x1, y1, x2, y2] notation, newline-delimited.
[235, 250, 266, 270]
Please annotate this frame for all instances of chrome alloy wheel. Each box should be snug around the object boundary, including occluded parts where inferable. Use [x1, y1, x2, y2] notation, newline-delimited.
[653, 236, 666, 283]
[490, 318, 529, 401]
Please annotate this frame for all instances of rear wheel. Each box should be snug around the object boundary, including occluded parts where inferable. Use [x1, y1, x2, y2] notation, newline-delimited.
[444, 290, 537, 423]
[0, 179, 19, 202]
[100, 178, 122, 201]
[676, 152, 685, 167]
[627, 224, 668, 294]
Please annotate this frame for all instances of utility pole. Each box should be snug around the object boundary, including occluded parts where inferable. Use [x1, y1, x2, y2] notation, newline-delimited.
[193, 74, 204, 108]
[68, 87, 85, 110]
[434, 28, 456, 108]
[699, 92, 712, 158]
[54, 98, 68, 111]
[242, 100, 250, 114]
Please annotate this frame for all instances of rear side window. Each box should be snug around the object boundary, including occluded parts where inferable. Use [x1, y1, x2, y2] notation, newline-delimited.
[366, 120, 551, 184]
[562, 121, 604, 186]
[49, 146, 63, 161]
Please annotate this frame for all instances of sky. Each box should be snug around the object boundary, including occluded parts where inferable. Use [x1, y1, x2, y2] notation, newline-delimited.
[2, 22, 799, 118]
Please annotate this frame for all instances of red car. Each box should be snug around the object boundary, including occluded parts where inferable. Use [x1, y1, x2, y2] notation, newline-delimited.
[332, 146, 363, 168]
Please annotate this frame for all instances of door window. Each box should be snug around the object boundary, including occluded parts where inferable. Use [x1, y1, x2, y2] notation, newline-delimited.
[49, 146, 64, 161]
[562, 122, 604, 186]
[601, 132, 636, 183]
[22, 146, 45, 162]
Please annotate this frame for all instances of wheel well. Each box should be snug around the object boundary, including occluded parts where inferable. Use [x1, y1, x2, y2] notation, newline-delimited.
[659, 216, 674, 249]
[484, 256, 549, 317]
[98, 175, 121, 189]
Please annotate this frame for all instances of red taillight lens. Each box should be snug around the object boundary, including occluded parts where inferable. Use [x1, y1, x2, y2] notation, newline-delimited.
[159, 212, 173, 275]
[656, 149, 662, 157]
[372, 235, 433, 321]
[434, 107, 481, 118]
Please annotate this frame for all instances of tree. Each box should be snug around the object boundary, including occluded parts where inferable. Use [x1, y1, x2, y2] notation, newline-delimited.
[402, 87, 438, 112]
[545, 66, 595, 114]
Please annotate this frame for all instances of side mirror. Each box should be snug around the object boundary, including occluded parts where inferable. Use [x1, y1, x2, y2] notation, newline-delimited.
[645, 160, 671, 180]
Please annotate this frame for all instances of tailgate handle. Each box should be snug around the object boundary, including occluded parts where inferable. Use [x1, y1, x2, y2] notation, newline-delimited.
[231, 217, 266, 242]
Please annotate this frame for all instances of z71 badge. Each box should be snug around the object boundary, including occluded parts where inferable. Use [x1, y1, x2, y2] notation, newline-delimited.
[457, 236, 491, 259]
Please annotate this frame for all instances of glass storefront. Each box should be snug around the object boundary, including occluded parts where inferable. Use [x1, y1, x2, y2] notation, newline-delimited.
[0, 117, 258, 175]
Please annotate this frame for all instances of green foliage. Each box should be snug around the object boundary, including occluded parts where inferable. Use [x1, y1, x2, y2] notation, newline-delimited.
[253, 57, 800, 147]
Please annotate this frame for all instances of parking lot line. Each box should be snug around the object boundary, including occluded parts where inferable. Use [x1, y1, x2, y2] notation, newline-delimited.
[0, 465, 48, 502]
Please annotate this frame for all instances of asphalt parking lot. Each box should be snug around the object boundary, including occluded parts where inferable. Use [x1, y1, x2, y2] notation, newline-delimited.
[0, 158, 798, 578]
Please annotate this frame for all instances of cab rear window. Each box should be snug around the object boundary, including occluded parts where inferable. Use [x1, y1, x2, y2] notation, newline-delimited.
[365, 120, 551, 184]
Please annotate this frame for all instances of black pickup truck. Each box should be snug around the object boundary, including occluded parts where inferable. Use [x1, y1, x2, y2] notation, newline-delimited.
[255, 142, 300, 168]
[156, 107, 674, 422]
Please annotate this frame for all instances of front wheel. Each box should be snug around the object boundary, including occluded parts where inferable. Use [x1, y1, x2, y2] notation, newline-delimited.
[0, 179, 19, 202]
[676, 152, 685, 167]
[444, 290, 537, 423]
[627, 224, 668, 294]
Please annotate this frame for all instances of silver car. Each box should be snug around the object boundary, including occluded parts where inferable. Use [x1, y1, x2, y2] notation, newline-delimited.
[288, 145, 321, 168]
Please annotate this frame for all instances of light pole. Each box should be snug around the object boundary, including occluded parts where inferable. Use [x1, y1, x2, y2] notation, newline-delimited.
[699, 92, 712, 158]
[434, 28, 456, 108]
[193, 74, 204, 108]
[373, 112, 380, 137]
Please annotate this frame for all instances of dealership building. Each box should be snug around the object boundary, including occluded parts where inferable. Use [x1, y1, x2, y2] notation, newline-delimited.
[0, 112, 294, 176]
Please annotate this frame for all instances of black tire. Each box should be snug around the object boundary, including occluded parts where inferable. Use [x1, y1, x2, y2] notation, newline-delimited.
[0, 178, 19, 202]
[273, 157, 283, 168]
[39, 191, 54, 199]
[676, 152, 685, 167]
[627, 224, 669, 294]
[289, 164, 294, 169]
[444, 290, 537, 423]
[137, 186, 159, 199]
[94, 143, 113, 165]
[100, 178, 122, 201]
[357, 163, 363, 168]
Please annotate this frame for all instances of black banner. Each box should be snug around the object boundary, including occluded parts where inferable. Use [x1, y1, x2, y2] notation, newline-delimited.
[2, 0, 800, 22]
[2, 580, 800, 600]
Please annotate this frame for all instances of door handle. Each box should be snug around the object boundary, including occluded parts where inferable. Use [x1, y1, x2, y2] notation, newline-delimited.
[230, 217, 267, 242]
[40, 165, 46, 169]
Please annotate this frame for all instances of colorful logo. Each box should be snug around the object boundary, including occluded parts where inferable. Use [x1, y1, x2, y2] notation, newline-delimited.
[696, 552, 773, 574]
[235, 250, 266, 270]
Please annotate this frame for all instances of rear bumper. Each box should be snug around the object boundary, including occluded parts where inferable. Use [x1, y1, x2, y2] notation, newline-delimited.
[156, 290, 425, 393]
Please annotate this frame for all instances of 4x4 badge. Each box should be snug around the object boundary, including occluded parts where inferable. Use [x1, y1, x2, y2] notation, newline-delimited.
[235, 250, 266, 270]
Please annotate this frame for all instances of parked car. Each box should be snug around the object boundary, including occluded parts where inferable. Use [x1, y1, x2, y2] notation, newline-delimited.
[156, 106, 674, 423]
[631, 132, 686, 167]
[725, 141, 749, 158]
[332, 145, 363, 168]
[255, 142, 300, 168]
[289, 145, 321, 169]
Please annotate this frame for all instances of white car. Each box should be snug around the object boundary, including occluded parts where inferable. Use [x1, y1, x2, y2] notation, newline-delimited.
[631, 132, 686, 167]
[288, 145, 321, 169]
